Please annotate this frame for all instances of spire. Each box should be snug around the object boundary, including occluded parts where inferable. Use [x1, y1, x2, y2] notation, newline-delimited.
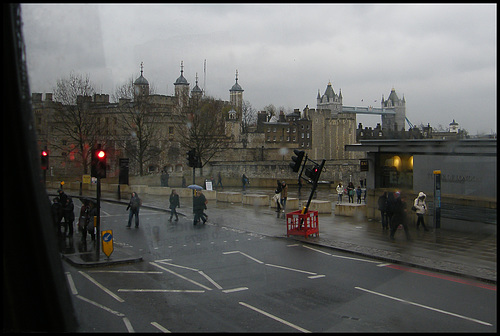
[230, 69, 243, 92]
[174, 60, 189, 85]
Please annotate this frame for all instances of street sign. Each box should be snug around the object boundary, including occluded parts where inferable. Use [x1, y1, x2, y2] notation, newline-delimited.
[101, 230, 114, 257]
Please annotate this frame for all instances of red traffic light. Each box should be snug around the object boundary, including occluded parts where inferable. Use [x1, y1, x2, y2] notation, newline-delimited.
[96, 150, 106, 159]
[41, 150, 48, 156]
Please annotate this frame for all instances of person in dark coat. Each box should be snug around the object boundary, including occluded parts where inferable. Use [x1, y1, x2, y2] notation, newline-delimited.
[378, 192, 389, 230]
[51, 197, 63, 235]
[169, 189, 180, 221]
[127, 192, 142, 228]
[193, 190, 207, 225]
[62, 196, 75, 237]
[389, 191, 410, 241]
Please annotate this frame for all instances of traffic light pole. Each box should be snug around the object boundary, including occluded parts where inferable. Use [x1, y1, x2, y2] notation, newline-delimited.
[95, 176, 101, 260]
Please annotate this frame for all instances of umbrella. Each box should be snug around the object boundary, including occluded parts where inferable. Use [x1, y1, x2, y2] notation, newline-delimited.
[187, 184, 203, 191]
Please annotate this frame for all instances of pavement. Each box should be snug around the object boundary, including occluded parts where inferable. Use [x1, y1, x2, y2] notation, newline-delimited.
[49, 187, 497, 284]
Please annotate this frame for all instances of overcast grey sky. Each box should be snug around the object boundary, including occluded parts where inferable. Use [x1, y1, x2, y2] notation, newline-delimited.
[21, 3, 496, 135]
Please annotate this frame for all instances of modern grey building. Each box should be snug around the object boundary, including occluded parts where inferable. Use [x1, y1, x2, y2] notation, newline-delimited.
[346, 139, 496, 232]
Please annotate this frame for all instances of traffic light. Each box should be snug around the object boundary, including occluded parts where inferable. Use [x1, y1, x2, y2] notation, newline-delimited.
[289, 149, 305, 172]
[187, 149, 196, 167]
[41, 149, 49, 170]
[187, 148, 202, 168]
[91, 147, 107, 178]
[305, 164, 320, 182]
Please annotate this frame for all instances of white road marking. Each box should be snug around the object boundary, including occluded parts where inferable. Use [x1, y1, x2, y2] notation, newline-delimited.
[76, 295, 124, 317]
[198, 270, 223, 290]
[122, 317, 134, 332]
[355, 286, 493, 327]
[88, 270, 163, 274]
[118, 289, 205, 293]
[65, 272, 78, 295]
[222, 287, 248, 293]
[300, 245, 380, 263]
[150, 262, 212, 291]
[239, 302, 311, 333]
[265, 263, 317, 276]
[151, 322, 171, 333]
[79, 271, 125, 302]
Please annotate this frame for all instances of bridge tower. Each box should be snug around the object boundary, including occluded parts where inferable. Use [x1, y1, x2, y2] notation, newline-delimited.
[381, 88, 406, 131]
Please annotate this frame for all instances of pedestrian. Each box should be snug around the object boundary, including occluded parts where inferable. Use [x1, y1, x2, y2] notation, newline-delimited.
[51, 197, 63, 235]
[242, 174, 249, 191]
[216, 172, 223, 190]
[273, 180, 282, 212]
[160, 170, 169, 187]
[62, 196, 75, 237]
[79, 199, 95, 242]
[193, 190, 208, 225]
[126, 192, 142, 228]
[378, 192, 389, 230]
[58, 189, 68, 209]
[280, 181, 288, 212]
[356, 186, 362, 204]
[347, 182, 355, 203]
[389, 191, 410, 241]
[78, 199, 90, 234]
[182, 175, 186, 188]
[386, 191, 395, 230]
[169, 189, 180, 221]
[413, 191, 429, 231]
[336, 182, 343, 204]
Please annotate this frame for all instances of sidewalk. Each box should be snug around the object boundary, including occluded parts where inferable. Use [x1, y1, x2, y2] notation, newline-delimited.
[50, 188, 496, 284]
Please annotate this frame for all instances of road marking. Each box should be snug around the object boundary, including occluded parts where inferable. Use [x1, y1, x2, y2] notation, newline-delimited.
[151, 322, 171, 333]
[222, 287, 249, 293]
[308, 275, 326, 279]
[355, 286, 493, 326]
[88, 270, 163, 274]
[239, 302, 311, 333]
[65, 272, 78, 295]
[156, 261, 199, 272]
[223, 251, 264, 264]
[265, 263, 317, 276]
[79, 271, 125, 302]
[198, 270, 223, 290]
[123, 317, 134, 332]
[150, 262, 212, 291]
[301, 245, 379, 263]
[118, 289, 205, 293]
[76, 295, 124, 317]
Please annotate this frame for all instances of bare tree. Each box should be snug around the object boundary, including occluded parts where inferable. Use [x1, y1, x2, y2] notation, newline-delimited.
[241, 99, 257, 134]
[113, 79, 166, 176]
[175, 96, 230, 168]
[51, 72, 98, 174]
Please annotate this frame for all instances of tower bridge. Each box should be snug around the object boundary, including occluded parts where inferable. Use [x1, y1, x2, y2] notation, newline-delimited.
[342, 105, 395, 116]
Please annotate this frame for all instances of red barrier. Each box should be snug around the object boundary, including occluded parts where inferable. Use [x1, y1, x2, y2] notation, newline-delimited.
[286, 210, 319, 238]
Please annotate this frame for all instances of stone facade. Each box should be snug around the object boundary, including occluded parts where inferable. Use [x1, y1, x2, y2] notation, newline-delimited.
[34, 64, 399, 187]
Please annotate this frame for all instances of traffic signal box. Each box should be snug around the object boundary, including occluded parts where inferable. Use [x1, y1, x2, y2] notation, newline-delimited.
[289, 149, 305, 172]
[187, 148, 202, 168]
[91, 147, 107, 178]
[41, 150, 49, 170]
[305, 164, 320, 183]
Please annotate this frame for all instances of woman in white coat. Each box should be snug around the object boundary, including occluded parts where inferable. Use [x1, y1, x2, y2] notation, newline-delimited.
[414, 192, 429, 231]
